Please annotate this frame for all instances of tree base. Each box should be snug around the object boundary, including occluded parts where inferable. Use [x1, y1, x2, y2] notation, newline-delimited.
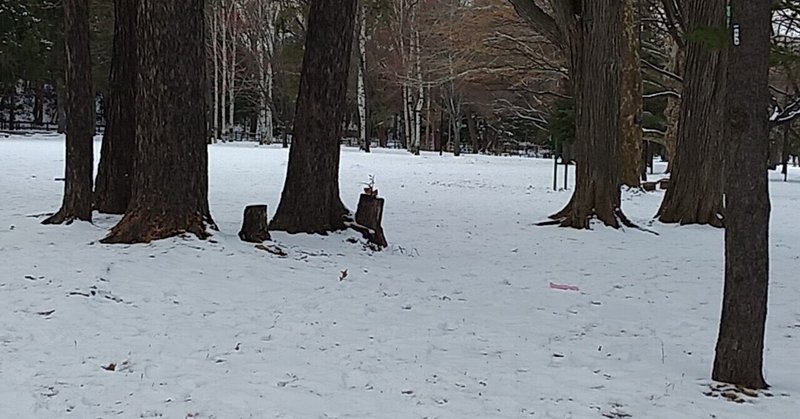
[712, 354, 768, 390]
[238, 205, 271, 243]
[269, 200, 349, 235]
[41, 208, 91, 225]
[543, 199, 639, 231]
[101, 210, 211, 244]
[657, 202, 723, 228]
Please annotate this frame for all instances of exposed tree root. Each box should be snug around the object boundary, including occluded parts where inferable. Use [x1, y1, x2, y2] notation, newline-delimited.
[42, 209, 89, 225]
[538, 205, 658, 235]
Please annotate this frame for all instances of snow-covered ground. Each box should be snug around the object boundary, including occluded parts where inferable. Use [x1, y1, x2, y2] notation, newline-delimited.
[1, 133, 798, 419]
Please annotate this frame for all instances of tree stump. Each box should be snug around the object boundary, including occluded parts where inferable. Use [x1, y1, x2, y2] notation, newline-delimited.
[354, 194, 387, 248]
[239, 205, 271, 243]
[642, 181, 657, 192]
[659, 178, 670, 190]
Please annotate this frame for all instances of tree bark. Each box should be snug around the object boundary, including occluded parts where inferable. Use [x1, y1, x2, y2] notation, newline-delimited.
[657, 0, 726, 227]
[221, 1, 228, 139]
[467, 112, 479, 153]
[33, 84, 44, 126]
[620, 0, 642, 188]
[56, 78, 67, 134]
[8, 83, 16, 130]
[212, 3, 219, 141]
[663, 42, 683, 173]
[712, 0, 771, 390]
[228, 18, 235, 137]
[354, 194, 387, 248]
[781, 124, 790, 179]
[94, 0, 136, 214]
[102, 0, 213, 243]
[357, 2, 369, 153]
[44, 0, 94, 225]
[550, 0, 626, 229]
[269, 0, 357, 234]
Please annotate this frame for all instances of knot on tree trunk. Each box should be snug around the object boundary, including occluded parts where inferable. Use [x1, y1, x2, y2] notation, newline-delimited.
[239, 204, 271, 243]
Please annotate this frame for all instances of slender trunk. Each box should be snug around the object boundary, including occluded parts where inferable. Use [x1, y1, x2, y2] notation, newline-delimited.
[229, 21, 235, 136]
[269, 0, 358, 234]
[782, 124, 790, 179]
[620, 0, 642, 187]
[221, 2, 227, 139]
[44, 0, 94, 224]
[266, 4, 276, 144]
[657, 0, 726, 227]
[258, 44, 267, 143]
[95, 0, 136, 214]
[425, 87, 432, 151]
[9, 83, 16, 130]
[212, 3, 219, 141]
[450, 97, 461, 157]
[663, 42, 683, 173]
[412, 17, 422, 156]
[357, 2, 369, 152]
[256, 2, 277, 144]
[103, 0, 213, 243]
[56, 79, 67, 134]
[33, 84, 44, 126]
[713, 0, 771, 390]
[467, 112, 479, 153]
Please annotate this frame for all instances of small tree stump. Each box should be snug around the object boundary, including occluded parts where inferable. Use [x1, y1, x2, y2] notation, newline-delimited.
[239, 205, 271, 243]
[659, 178, 670, 190]
[354, 194, 387, 248]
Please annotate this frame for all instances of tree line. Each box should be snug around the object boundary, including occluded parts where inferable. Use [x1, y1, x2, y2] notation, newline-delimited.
[5, 0, 787, 395]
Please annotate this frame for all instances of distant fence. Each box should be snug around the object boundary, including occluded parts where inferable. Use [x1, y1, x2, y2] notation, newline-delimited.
[0, 120, 105, 134]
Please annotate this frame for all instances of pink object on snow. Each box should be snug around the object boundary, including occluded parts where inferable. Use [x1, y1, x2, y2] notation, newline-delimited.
[549, 282, 580, 292]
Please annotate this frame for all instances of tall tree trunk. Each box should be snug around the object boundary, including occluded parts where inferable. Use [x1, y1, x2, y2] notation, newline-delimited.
[713, 0, 771, 390]
[269, 0, 357, 234]
[550, 0, 626, 229]
[44, 0, 94, 225]
[357, 1, 369, 153]
[257, 1, 277, 145]
[56, 78, 67, 134]
[212, 3, 219, 142]
[466, 112, 479, 153]
[425, 87, 432, 151]
[229, 21, 235, 136]
[781, 124, 791, 179]
[102, 0, 213, 243]
[220, 2, 228, 140]
[33, 84, 44, 126]
[9, 82, 16, 130]
[94, 0, 136, 214]
[657, 0, 726, 227]
[412, 13, 423, 156]
[663, 41, 683, 173]
[451, 116, 461, 157]
[620, 0, 642, 187]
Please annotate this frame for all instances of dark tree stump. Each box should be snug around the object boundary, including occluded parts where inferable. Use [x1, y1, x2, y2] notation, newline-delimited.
[659, 178, 670, 190]
[642, 181, 657, 192]
[354, 194, 387, 248]
[239, 205, 271, 243]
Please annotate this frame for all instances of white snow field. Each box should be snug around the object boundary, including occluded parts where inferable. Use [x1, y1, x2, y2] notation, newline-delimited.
[1, 133, 798, 419]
